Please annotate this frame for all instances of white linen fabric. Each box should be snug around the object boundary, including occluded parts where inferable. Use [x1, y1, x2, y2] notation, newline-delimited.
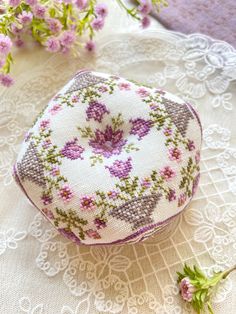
[0, 23, 236, 314]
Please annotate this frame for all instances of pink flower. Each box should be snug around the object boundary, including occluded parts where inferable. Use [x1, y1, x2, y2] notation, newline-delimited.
[18, 11, 33, 24]
[0, 59, 5, 68]
[41, 194, 53, 205]
[9, 0, 20, 7]
[86, 229, 101, 239]
[0, 74, 14, 87]
[25, 0, 37, 5]
[138, 0, 152, 15]
[47, 18, 62, 34]
[141, 16, 151, 28]
[91, 17, 104, 31]
[42, 138, 51, 149]
[136, 87, 149, 98]
[33, 4, 46, 19]
[167, 189, 176, 202]
[75, 0, 88, 10]
[178, 193, 187, 207]
[60, 31, 76, 47]
[10, 23, 22, 35]
[85, 40, 96, 52]
[106, 157, 132, 179]
[94, 218, 107, 229]
[80, 195, 96, 211]
[58, 228, 81, 244]
[95, 3, 108, 18]
[40, 119, 50, 129]
[160, 166, 176, 181]
[169, 147, 182, 162]
[14, 37, 24, 48]
[118, 82, 131, 91]
[49, 103, 62, 114]
[58, 185, 74, 203]
[46, 37, 60, 53]
[0, 34, 12, 55]
[179, 277, 195, 302]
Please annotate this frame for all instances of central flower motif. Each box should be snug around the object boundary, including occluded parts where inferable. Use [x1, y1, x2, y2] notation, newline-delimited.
[89, 126, 127, 158]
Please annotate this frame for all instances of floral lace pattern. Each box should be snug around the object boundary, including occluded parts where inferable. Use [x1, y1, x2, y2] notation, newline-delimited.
[1, 29, 236, 313]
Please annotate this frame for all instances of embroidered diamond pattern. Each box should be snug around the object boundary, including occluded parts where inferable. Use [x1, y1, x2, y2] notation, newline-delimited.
[163, 99, 194, 137]
[65, 72, 107, 94]
[17, 142, 46, 187]
[109, 193, 161, 230]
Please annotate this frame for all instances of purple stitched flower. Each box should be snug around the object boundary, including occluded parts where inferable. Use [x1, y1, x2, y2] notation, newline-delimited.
[86, 229, 101, 239]
[80, 195, 96, 211]
[60, 31, 76, 47]
[106, 157, 132, 179]
[40, 119, 50, 130]
[141, 177, 151, 188]
[130, 118, 152, 140]
[42, 208, 54, 219]
[61, 138, 84, 160]
[118, 82, 131, 91]
[49, 104, 62, 115]
[86, 101, 109, 122]
[94, 218, 107, 229]
[187, 140, 195, 151]
[58, 185, 74, 203]
[89, 126, 127, 158]
[138, 0, 152, 15]
[136, 87, 150, 98]
[160, 166, 176, 181]
[192, 173, 200, 195]
[169, 147, 182, 162]
[75, 0, 88, 10]
[107, 190, 118, 199]
[58, 228, 81, 245]
[167, 189, 176, 202]
[178, 193, 187, 207]
[41, 194, 53, 205]
[179, 277, 196, 302]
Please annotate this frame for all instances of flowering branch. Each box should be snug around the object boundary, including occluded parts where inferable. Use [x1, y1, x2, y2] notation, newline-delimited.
[0, 0, 167, 87]
[177, 263, 236, 313]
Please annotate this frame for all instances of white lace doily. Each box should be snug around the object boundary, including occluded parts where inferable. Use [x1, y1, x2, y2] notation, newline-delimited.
[1, 29, 236, 313]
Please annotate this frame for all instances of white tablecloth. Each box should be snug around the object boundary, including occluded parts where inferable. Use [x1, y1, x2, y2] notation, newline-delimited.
[1, 2, 236, 313]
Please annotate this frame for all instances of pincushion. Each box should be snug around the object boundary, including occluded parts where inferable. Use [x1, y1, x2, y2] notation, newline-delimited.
[13, 70, 202, 245]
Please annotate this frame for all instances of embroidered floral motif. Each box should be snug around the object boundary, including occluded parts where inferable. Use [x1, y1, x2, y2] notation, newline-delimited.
[15, 71, 201, 244]
[80, 195, 96, 211]
[60, 138, 84, 160]
[129, 118, 152, 140]
[86, 101, 109, 122]
[106, 157, 133, 179]
[89, 126, 127, 158]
